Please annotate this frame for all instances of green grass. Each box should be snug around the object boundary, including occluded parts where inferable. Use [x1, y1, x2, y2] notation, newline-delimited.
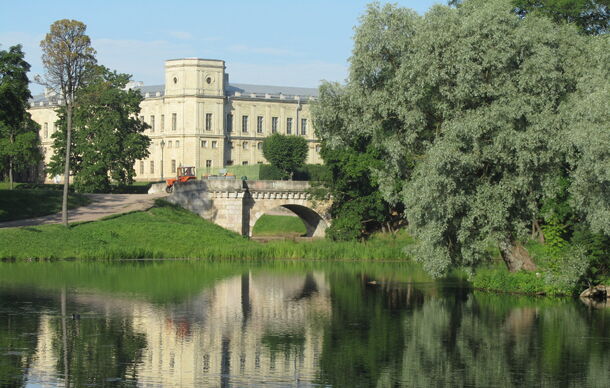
[0, 188, 91, 222]
[0, 200, 413, 261]
[252, 214, 307, 237]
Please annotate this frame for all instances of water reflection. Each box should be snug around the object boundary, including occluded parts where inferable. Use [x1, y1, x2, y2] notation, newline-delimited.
[0, 261, 608, 387]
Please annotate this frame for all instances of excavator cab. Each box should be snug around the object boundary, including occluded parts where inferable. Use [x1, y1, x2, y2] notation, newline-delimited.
[165, 166, 196, 193]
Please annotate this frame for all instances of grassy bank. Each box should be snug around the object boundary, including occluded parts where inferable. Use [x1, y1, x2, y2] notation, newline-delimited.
[252, 214, 307, 237]
[0, 200, 412, 261]
[471, 241, 609, 296]
[0, 186, 90, 222]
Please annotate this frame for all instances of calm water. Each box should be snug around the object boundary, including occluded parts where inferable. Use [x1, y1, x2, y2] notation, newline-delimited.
[0, 260, 608, 387]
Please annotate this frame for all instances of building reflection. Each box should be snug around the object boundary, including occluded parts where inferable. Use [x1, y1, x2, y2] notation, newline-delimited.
[26, 271, 331, 386]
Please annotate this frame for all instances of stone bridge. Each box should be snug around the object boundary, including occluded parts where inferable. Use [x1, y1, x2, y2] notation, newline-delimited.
[166, 179, 331, 237]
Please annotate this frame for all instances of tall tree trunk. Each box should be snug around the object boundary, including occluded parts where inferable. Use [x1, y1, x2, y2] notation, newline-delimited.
[499, 239, 537, 272]
[62, 104, 72, 227]
[8, 158, 13, 190]
[9, 134, 14, 190]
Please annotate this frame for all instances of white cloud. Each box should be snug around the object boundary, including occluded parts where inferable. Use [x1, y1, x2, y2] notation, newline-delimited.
[0, 31, 46, 94]
[228, 44, 304, 57]
[168, 31, 193, 40]
[93, 38, 204, 84]
[226, 61, 348, 88]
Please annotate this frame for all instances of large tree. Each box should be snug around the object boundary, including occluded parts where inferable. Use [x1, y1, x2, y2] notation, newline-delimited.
[47, 66, 150, 192]
[39, 19, 96, 225]
[261, 133, 308, 179]
[0, 45, 41, 189]
[314, 0, 593, 276]
[400, 1, 586, 276]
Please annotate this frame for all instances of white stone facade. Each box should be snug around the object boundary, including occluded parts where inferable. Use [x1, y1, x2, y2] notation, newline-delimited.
[28, 58, 322, 182]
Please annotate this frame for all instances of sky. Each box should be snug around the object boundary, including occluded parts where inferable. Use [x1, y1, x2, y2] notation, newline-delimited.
[1, 0, 443, 95]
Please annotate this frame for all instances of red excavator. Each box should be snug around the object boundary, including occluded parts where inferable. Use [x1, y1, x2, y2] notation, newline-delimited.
[165, 166, 196, 193]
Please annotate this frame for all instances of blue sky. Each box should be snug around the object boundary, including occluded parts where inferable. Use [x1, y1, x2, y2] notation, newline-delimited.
[1, 0, 443, 94]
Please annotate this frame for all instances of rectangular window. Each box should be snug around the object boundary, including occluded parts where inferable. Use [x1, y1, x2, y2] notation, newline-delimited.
[226, 160, 234, 166]
[150, 115, 155, 132]
[161, 114, 165, 132]
[230, 141, 234, 149]
[205, 113, 212, 131]
[286, 118, 292, 135]
[243, 142, 248, 150]
[44, 123, 48, 138]
[212, 141, 217, 148]
[271, 117, 278, 133]
[168, 141, 172, 148]
[257, 116, 263, 133]
[140, 161, 144, 175]
[205, 160, 212, 168]
[171, 159, 176, 173]
[257, 142, 262, 150]
[201, 140, 208, 148]
[301, 118, 307, 135]
[242, 115, 248, 132]
[242, 161, 249, 165]
[226, 114, 233, 132]
[175, 140, 180, 148]
[150, 161, 154, 174]
[172, 113, 177, 131]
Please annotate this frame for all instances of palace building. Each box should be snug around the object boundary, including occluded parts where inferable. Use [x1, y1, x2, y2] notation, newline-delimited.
[28, 58, 321, 181]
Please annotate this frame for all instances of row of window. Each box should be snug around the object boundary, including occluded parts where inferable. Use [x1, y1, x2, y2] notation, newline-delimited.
[140, 113, 308, 135]
[139, 159, 181, 175]
[229, 115, 307, 135]
[225, 160, 263, 166]
[140, 113, 178, 132]
[162, 139, 320, 152]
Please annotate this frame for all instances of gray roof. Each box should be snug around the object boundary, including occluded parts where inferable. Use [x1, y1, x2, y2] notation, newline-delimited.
[226, 83, 318, 98]
[30, 82, 318, 104]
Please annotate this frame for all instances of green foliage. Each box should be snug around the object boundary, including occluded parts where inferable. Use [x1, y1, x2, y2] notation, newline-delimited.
[261, 133, 308, 179]
[0, 189, 90, 222]
[47, 66, 150, 192]
[0, 45, 42, 186]
[322, 141, 397, 241]
[562, 34, 610, 236]
[512, 0, 609, 34]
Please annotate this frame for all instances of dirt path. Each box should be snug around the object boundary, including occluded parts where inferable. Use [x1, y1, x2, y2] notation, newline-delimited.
[0, 192, 168, 228]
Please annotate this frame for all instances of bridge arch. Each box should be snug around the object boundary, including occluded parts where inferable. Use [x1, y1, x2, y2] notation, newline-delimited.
[248, 203, 329, 238]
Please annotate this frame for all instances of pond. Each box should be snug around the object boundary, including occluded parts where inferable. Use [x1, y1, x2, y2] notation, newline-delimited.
[0, 260, 608, 387]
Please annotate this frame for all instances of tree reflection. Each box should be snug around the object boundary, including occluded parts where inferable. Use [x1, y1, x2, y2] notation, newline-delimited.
[0, 290, 43, 387]
[50, 290, 146, 387]
[318, 276, 610, 388]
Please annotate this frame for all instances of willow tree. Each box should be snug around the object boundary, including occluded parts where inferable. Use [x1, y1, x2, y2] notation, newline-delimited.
[39, 19, 96, 226]
[314, 0, 591, 276]
[400, 1, 586, 276]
